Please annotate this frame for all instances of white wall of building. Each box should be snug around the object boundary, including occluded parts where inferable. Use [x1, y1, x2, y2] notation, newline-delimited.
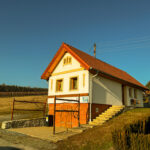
[48, 96, 89, 104]
[47, 52, 144, 107]
[125, 86, 144, 107]
[91, 75, 123, 106]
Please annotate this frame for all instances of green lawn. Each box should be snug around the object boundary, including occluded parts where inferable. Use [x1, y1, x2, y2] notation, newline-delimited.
[57, 108, 150, 150]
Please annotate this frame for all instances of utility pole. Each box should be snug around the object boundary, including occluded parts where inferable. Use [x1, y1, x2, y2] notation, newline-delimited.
[94, 43, 96, 58]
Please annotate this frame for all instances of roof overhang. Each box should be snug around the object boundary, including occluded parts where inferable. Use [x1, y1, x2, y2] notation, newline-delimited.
[89, 68, 148, 91]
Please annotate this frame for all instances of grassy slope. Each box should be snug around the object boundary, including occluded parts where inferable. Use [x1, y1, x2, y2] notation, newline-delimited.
[57, 108, 150, 150]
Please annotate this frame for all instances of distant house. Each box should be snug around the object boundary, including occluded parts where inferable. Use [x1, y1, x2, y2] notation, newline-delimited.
[41, 43, 148, 127]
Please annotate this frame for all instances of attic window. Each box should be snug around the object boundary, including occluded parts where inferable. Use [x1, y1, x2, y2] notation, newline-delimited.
[63, 56, 72, 65]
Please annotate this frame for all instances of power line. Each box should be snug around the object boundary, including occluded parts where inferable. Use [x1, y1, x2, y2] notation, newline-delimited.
[95, 36, 150, 55]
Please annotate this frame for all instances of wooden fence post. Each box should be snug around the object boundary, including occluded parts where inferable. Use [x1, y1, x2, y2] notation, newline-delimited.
[11, 98, 15, 120]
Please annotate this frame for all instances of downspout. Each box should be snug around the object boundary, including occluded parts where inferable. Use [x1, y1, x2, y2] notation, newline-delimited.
[89, 68, 99, 122]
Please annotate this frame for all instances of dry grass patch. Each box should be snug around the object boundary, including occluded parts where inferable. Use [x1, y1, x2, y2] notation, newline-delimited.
[0, 95, 47, 120]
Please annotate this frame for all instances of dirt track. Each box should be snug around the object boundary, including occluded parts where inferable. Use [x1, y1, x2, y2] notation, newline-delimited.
[0, 138, 35, 150]
[0, 128, 57, 150]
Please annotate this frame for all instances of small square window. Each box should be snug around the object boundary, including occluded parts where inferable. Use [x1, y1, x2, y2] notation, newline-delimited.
[70, 77, 78, 90]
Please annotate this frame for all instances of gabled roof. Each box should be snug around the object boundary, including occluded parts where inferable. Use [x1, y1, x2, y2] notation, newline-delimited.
[41, 42, 148, 90]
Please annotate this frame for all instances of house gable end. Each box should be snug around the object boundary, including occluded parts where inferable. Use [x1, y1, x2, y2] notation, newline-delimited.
[41, 43, 90, 80]
[52, 52, 84, 75]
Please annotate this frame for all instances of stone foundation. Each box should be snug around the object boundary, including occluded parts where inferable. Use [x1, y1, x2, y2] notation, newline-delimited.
[1, 118, 46, 129]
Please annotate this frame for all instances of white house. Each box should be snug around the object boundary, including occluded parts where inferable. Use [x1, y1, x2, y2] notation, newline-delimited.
[41, 42, 148, 127]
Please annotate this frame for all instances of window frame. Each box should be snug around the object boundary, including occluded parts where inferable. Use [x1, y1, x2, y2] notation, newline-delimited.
[69, 76, 79, 91]
[55, 79, 63, 92]
[129, 88, 133, 98]
[134, 89, 137, 99]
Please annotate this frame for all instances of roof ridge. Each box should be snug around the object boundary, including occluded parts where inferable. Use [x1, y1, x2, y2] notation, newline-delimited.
[64, 42, 147, 90]
[41, 42, 147, 90]
[65, 42, 127, 73]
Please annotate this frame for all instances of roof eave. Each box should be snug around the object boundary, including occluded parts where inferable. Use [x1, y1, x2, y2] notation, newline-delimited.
[89, 68, 148, 91]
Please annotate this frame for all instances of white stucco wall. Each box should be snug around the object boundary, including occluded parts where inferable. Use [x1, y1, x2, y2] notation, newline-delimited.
[125, 86, 144, 107]
[91, 75, 123, 106]
[48, 52, 89, 104]
[48, 96, 89, 104]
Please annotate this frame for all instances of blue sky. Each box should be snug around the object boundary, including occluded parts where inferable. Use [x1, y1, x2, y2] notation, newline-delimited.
[0, 0, 150, 88]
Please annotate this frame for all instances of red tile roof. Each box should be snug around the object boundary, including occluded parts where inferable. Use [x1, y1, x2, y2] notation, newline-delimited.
[41, 42, 148, 90]
[65, 43, 147, 90]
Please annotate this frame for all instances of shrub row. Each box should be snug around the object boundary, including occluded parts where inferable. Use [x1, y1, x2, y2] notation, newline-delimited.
[112, 117, 150, 150]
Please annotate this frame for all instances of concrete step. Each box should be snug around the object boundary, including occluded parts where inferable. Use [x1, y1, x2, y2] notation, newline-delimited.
[89, 122, 98, 125]
[81, 124, 94, 129]
[102, 109, 121, 113]
[101, 111, 119, 116]
[96, 115, 113, 120]
[88, 105, 125, 126]
[111, 105, 125, 108]
[93, 118, 109, 123]
[89, 122, 103, 126]
[106, 108, 122, 111]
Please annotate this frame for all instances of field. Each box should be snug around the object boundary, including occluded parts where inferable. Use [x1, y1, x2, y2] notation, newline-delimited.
[0, 95, 47, 122]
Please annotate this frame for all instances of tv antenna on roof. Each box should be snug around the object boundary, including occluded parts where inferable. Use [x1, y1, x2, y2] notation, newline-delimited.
[94, 43, 96, 58]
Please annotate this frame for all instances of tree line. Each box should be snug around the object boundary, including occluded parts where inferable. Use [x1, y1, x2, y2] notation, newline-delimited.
[0, 84, 48, 92]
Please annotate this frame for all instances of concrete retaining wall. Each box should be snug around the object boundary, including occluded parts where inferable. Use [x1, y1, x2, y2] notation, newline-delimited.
[1, 118, 46, 129]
